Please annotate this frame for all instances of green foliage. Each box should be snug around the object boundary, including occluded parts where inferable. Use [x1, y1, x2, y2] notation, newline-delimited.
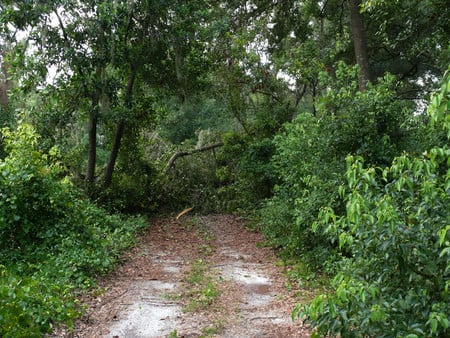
[318, 63, 413, 164]
[95, 159, 161, 213]
[260, 63, 413, 268]
[0, 123, 82, 248]
[49, 205, 148, 281]
[295, 71, 450, 337]
[158, 96, 230, 144]
[162, 150, 222, 213]
[0, 124, 149, 336]
[259, 112, 343, 264]
[216, 132, 277, 211]
[0, 207, 148, 336]
[361, 0, 450, 83]
[0, 267, 80, 338]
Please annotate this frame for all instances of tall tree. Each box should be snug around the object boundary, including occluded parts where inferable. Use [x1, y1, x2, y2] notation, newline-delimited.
[347, 0, 371, 90]
[0, 0, 213, 188]
[0, 46, 11, 110]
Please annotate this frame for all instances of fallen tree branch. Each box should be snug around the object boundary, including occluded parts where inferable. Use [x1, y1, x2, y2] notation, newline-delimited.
[164, 141, 223, 173]
[176, 207, 194, 219]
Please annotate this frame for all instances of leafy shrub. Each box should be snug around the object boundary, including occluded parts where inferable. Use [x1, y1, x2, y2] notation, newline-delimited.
[216, 132, 277, 211]
[295, 71, 450, 337]
[0, 266, 80, 338]
[162, 148, 222, 213]
[0, 205, 148, 336]
[0, 123, 149, 336]
[0, 123, 84, 249]
[95, 160, 161, 213]
[259, 63, 414, 269]
[259, 112, 343, 264]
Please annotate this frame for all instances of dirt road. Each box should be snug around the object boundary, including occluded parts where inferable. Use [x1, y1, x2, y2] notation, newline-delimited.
[58, 214, 312, 337]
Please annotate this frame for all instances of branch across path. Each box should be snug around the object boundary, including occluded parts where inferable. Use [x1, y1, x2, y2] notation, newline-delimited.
[164, 142, 223, 173]
[53, 214, 313, 337]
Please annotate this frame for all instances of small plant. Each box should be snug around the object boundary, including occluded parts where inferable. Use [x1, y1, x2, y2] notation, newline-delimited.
[201, 320, 225, 336]
[168, 329, 178, 338]
[184, 259, 220, 312]
[198, 243, 214, 255]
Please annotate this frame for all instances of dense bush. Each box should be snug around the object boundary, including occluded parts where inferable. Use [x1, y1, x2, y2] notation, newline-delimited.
[161, 150, 222, 213]
[295, 72, 450, 337]
[0, 124, 148, 336]
[216, 132, 277, 211]
[0, 267, 80, 338]
[0, 124, 82, 248]
[95, 160, 161, 213]
[258, 112, 343, 264]
[260, 64, 413, 268]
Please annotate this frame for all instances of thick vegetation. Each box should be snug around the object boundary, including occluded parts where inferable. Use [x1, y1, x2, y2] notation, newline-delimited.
[0, 124, 147, 336]
[0, 0, 449, 336]
[294, 74, 450, 337]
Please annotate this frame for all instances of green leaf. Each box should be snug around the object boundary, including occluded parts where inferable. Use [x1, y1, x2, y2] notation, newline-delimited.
[370, 309, 385, 322]
[438, 226, 450, 246]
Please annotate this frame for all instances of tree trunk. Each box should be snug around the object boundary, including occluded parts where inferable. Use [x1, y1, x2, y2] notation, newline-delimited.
[103, 119, 125, 188]
[174, 40, 186, 103]
[0, 82, 8, 110]
[103, 67, 137, 188]
[85, 67, 104, 183]
[0, 48, 11, 110]
[85, 95, 99, 183]
[347, 0, 371, 91]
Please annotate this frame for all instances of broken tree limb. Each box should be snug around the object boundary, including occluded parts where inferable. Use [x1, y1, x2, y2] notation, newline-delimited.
[164, 141, 223, 174]
[176, 207, 194, 220]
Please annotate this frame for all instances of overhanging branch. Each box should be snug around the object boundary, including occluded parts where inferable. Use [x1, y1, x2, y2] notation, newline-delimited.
[164, 142, 223, 174]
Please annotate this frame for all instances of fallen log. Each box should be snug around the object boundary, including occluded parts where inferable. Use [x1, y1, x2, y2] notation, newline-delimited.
[164, 141, 223, 174]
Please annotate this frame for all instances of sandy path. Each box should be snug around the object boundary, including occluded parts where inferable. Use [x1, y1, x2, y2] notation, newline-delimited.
[53, 214, 312, 337]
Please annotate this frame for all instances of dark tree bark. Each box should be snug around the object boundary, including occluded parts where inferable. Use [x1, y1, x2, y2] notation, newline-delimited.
[85, 67, 105, 183]
[103, 119, 125, 188]
[174, 40, 187, 103]
[0, 48, 11, 110]
[55, 11, 101, 184]
[347, 0, 371, 91]
[103, 66, 137, 188]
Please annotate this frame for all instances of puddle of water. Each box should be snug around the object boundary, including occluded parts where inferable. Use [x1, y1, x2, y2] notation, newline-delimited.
[218, 264, 275, 309]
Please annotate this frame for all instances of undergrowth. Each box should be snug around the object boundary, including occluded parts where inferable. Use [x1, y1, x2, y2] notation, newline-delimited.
[0, 124, 149, 336]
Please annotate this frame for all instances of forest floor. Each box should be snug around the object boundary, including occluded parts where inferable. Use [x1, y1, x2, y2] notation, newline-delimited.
[54, 214, 314, 337]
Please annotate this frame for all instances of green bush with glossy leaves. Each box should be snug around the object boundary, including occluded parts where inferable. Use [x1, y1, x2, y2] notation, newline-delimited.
[0, 266, 80, 338]
[295, 71, 450, 337]
[216, 132, 277, 211]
